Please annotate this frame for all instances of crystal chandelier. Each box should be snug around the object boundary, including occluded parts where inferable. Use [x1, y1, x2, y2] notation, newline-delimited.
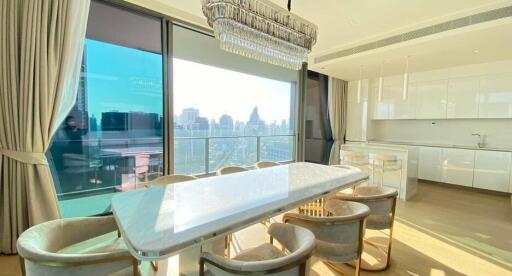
[201, 0, 318, 70]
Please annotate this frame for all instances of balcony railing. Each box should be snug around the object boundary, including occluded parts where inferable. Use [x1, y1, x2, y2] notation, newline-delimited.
[174, 134, 295, 175]
[53, 134, 295, 198]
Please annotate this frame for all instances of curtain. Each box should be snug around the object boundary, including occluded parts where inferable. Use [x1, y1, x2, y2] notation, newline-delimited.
[328, 77, 348, 165]
[0, 0, 90, 254]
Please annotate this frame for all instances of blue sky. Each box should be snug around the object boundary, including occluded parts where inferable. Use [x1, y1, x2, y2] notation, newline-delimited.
[86, 39, 293, 123]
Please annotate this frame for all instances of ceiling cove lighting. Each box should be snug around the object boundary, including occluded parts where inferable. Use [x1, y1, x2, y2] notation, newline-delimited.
[201, 0, 318, 70]
[403, 57, 410, 100]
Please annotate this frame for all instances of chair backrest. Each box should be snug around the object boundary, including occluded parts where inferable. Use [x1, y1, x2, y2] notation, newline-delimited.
[216, 166, 248, 175]
[340, 150, 368, 165]
[201, 223, 315, 276]
[331, 164, 362, 172]
[255, 161, 280, 169]
[149, 174, 198, 187]
[283, 201, 369, 263]
[334, 186, 398, 230]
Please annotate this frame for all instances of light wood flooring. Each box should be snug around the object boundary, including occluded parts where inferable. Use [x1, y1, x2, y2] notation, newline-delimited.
[1, 181, 511, 276]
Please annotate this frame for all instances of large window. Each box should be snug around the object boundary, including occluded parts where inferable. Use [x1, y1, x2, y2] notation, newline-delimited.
[48, 2, 163, 217]
[48, 2, 300, 218]
[172, 25, 298, 175]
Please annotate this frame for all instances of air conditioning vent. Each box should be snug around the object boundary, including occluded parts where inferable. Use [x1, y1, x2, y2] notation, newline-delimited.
[314, 6, 512, 64]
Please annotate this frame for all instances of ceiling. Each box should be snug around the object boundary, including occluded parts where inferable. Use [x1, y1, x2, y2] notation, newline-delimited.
[128, 0, 512, 80]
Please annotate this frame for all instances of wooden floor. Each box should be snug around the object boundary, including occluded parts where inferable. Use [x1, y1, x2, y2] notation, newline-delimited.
[2, 181, 511, 276]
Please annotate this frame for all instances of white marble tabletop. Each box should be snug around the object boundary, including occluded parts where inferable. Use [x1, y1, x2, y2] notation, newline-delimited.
[111, 162, 368, 260]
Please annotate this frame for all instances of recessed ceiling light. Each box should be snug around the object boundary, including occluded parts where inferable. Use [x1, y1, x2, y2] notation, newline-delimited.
[473, 50, 479, 53]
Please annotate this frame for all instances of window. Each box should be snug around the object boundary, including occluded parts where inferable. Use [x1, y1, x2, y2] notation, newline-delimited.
[48, 2, 163, 217]
[172, 25, 298, 174]
[48, 2, 302, 218]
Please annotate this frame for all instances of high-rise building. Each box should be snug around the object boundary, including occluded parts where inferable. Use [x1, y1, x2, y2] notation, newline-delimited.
[179, 108, 200, 129]
[219, 114, 234, 130]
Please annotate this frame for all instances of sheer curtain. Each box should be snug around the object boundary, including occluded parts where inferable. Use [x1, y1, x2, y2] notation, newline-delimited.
[0, 0, 90, 253]
[328, 77, 348, 165]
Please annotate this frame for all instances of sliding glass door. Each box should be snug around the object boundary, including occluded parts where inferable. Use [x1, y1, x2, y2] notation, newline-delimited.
[48, 1, 302, 218]
[172, 25, 298, 175]
[48, 1, 164, 217]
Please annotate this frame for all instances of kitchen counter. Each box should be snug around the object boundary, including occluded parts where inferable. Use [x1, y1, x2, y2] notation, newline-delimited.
[342, 143, 419, 200]
[366, 140, 512, 152]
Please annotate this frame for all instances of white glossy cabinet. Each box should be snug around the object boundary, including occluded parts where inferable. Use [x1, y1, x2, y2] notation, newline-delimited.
[447, 77, 479, 118]
[346, 80, 368, 141]
[385, 75, 416, 119]
[414, 80, 448, 119]
[418, 147, 442, 182]
[478, 73, 512, 118]
[473, 151, 511, 192]
[440, 148, 475, 187]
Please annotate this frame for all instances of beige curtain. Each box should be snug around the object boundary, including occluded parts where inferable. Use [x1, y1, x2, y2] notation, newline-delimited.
[328, 77, 348, 165]
[0, 0, 90, 254]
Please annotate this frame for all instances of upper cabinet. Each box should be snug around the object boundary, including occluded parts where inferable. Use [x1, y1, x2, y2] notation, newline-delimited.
[478, 73, 512, 118]
[359, 60, 512, 121]
[446, 77, 479, 118]
[414, 80, 447, 119]
[346, 80, 368, 141]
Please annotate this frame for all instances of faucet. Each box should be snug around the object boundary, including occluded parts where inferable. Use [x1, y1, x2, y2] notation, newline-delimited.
[471, 133, 483, 148]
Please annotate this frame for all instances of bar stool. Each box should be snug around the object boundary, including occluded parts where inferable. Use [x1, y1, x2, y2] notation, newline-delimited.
[331, 186, 398, 271]
[283, 200, 370, 276]
[368, 153, 402, 193]
[148, 174, 198, 187]
[216, 166, 249, 175]
[340, 150, 369, 169]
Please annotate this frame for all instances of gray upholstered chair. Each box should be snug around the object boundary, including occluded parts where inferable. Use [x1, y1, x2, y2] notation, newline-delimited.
[283, 200, 370, 276]
[149, 174, 198, 187]
[331, 186, 398, 271]
[216, 166, 249, 175]
[17, 216, 138, 276]
[200, 223, 315, 276]
[255, 161, 280, 169]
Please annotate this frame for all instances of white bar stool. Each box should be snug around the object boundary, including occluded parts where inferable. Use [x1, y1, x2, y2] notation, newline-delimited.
[340, 150, 369, 170]
[368, 153, 402, 193]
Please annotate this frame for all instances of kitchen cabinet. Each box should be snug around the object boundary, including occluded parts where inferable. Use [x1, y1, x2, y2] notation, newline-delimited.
[414, 80, 448, 119]
[440, 148, 475, 187]
[418, 146, 442, 182]
[478, 73, 512, 118]
[447, 77, 479, 118]
[346, 80, 367, 141]
[473, 150, 511, 192]
[385, 75, 416, 119]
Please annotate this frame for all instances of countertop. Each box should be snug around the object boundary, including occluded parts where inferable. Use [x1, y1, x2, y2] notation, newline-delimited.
[364, 140, 512, 152]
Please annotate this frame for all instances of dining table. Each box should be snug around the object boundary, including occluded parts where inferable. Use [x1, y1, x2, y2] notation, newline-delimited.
[111, 162, 369, 275]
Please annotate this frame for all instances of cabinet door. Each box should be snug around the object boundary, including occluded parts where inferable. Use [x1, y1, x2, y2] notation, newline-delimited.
[441, 148, 475, 187]
[414, 80, 448, 119]
[447, 77, 479, 118]
[473, 151, 511, 192]
[346, 81, 364, 141]
[479, 73, 512, 118]
[385, 75, 416, 119]
[418, 147, 442, 181]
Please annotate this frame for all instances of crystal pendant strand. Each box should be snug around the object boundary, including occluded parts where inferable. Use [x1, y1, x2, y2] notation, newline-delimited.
[202, 0, 318, 70]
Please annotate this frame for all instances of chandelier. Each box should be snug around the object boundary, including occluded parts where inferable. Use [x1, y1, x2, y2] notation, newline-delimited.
[201, 0, 318, 70]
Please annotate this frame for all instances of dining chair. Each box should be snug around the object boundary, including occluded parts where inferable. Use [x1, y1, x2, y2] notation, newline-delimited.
[283, 200, 370, 276]
[148, 174, 198, 187]
[199, 223, 315, 276]
[331, 186, 398, 271]
[17, 216, 138, 276]
[216, 166, 249, 175]
[255, 161, 280, 169]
